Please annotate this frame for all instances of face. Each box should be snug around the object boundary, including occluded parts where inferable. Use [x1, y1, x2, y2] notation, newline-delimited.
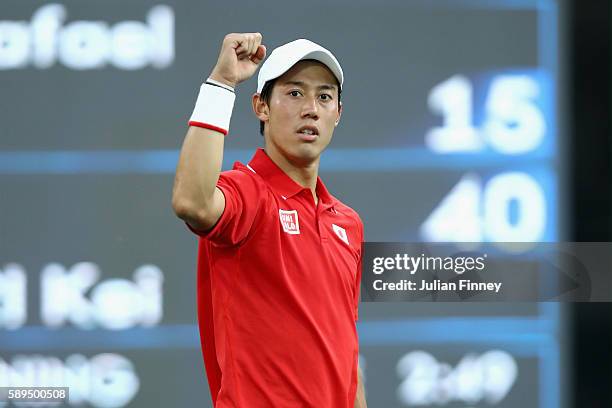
[253, 60, 342, 167]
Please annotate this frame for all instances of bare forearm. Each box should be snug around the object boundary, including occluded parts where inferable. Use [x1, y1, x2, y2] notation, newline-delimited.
[172, 33, 265, 230]
[354, 365, 367, 408]
[173, 126, 224, 211]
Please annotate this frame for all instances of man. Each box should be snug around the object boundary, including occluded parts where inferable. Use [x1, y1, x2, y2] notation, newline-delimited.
[172, 33, 366, 408]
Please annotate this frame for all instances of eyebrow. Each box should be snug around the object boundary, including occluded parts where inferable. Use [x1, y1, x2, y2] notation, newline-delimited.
[282, 80, 338, 91]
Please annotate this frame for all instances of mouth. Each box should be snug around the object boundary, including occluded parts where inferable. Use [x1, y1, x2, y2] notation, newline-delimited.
[296, 125, 319, 142]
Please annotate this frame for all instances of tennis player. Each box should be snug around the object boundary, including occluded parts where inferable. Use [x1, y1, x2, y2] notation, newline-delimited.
[172, 32, 367, 408]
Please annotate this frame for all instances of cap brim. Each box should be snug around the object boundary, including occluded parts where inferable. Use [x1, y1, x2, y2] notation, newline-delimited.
[257, 50, 343, 93]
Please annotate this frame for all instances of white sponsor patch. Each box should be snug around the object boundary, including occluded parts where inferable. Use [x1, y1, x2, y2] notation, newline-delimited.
[279, 209, 300, 234]
[332, 224, 349, 245]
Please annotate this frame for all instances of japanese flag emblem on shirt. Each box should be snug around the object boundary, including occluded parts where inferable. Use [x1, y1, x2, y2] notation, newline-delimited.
[332, 223, 349, 245]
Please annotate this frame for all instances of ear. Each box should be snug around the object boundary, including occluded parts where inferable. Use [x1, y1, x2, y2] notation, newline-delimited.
[252, 93, 270, 122]
[335, 101, 343, 127]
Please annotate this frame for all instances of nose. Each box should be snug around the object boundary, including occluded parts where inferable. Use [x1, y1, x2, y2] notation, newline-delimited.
[300, 96, 319, 119]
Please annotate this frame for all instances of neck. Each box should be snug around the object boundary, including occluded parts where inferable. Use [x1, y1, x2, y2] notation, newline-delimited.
[263, 145, 319, 204]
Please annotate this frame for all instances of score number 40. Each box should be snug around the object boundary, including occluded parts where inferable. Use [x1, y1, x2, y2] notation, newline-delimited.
[421, 74, 549, 243]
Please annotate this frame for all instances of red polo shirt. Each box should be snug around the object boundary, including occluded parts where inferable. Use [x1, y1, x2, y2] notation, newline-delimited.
[188, 148, 363, 408]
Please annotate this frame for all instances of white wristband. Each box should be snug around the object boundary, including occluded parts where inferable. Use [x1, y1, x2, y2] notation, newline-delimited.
[188, 80, 236, 135]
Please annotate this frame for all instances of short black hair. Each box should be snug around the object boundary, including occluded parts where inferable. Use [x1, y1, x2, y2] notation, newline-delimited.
[258, 71, 342, 136]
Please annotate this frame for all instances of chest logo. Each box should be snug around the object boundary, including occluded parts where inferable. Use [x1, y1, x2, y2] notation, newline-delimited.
[332, 224, 349, 245]
[279, 209, 300, 235]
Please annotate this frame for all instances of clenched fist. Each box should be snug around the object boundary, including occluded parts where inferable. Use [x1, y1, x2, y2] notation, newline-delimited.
[209, 33, 266, 89]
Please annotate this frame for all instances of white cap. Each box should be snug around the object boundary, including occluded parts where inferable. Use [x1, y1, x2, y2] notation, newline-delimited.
[257, 39, 344, 93]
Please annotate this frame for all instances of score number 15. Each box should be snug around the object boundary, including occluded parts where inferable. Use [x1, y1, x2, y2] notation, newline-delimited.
[425, 74, 547, 154]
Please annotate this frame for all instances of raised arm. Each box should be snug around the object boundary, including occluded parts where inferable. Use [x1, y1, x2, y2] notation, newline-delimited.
[172, 33, 266, 231]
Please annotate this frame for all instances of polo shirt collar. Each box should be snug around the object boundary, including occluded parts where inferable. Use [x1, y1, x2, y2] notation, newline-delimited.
[247, 148, 336, 209]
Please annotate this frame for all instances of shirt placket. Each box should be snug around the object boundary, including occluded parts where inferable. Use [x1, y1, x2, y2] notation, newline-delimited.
[316, 201, 329, 244]
[297, 189, 328, 243]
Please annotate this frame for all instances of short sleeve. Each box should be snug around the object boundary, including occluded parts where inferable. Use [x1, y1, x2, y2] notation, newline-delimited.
[187, 168, 267, 247]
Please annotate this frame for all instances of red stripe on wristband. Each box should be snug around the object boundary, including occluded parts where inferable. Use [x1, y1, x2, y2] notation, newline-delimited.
[188, 121, 228, 136]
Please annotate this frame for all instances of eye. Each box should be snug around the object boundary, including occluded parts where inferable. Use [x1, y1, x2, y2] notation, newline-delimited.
[320, 93, 333, 101]
[289, 90, 302, 97]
